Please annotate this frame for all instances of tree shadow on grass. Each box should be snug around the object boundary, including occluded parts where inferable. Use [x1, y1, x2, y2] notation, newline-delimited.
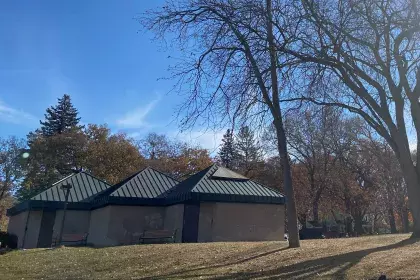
[140, 238, 419, 280]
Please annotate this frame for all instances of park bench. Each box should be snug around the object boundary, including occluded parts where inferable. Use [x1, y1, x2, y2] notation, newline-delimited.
[52, 233, 88, 247]
[139, 229, 177, 244]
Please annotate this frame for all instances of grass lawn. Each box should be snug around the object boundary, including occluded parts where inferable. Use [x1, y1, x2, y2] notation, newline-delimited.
[0, 234, 419, 280]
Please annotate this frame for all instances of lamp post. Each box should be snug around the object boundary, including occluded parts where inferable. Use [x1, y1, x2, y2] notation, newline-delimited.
[13, 149, 30, 249]
[57, 184, 72, 246]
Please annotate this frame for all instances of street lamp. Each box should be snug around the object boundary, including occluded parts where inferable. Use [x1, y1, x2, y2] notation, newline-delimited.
[13, 148, 30, 249]
[57, 183, 72, 246]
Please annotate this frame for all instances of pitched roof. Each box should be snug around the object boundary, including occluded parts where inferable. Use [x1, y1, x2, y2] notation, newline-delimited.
[109, 167, 179, 199]
[30, 171, 112, 203]
[8, 165, 284, 217]
[164, 164, 285, 204]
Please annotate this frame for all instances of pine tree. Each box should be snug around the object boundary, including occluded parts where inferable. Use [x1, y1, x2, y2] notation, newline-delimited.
[40, 94, 82, 136]
[235, 126, 262, 175]
[218, 129, 236, 168]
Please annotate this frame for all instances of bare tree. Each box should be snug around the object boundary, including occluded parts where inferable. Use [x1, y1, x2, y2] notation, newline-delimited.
[142, 0, 301, 247]
[285, 107, 343, 225]
[272, 0, 420, 237]
[367, 139, 409, 233]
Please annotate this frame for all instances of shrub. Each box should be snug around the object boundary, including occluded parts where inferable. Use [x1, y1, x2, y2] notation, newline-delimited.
[0, 231, 18, 249]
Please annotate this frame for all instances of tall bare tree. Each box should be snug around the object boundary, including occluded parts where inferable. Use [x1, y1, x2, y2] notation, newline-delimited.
[142, 0, 301, 246]
[272, 0, 420, 236]
[285, 107, 342, 225]
[367, 139, 409, 233]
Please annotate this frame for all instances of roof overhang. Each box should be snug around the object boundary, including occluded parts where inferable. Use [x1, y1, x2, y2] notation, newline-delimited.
[90, 196, 168, 210]
[7, 200, 92, 216]
[166, 191, 285, 206]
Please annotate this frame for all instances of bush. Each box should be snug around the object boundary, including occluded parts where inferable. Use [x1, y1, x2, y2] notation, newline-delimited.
[299, 227, 324, 240]
[0, 231, 18, 249]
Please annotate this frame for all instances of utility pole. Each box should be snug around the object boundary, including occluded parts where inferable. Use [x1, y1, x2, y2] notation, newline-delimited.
[57, 184, 72, 246]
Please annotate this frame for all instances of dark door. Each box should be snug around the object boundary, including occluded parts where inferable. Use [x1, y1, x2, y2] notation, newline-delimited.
[37, 210, 56, 248]
[182, 203, 200, 242]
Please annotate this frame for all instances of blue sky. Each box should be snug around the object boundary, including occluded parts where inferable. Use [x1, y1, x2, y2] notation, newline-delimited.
[0, 0, 223, 152]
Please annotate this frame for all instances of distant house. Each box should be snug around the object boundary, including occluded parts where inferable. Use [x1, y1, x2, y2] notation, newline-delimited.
[7, 165, 285, 248]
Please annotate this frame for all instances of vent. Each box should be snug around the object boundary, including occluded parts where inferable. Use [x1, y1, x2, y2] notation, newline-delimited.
[211, 166, 249, 181]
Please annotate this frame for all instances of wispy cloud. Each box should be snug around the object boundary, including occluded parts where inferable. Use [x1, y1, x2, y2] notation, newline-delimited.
[116, 96, 161, 129]
[173, 130, 225, 155]
[127, 132, 142, 139]
[0, 99, 37, 125]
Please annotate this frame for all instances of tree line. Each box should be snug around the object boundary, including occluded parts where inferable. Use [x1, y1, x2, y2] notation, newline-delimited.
[0, 93, 411, 237]
[217, 105, 411, 236]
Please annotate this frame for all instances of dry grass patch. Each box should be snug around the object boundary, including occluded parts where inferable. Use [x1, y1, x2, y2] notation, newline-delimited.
[0, 234, 419, 279]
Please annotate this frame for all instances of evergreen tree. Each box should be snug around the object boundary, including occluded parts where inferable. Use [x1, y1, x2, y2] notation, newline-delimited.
[18, 94, 84, 199]
[218, 129, 236, 168]
[40, 94, 82, 136]
[235, 126, 262, 175]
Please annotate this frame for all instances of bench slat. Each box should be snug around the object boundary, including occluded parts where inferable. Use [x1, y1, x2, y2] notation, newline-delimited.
[139, 229, 177, 244]
[52, 233, 88, 246]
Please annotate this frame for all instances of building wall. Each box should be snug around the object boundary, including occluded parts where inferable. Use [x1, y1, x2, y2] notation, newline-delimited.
[197, 203, 213, 242]
[163, 204, 184, 242]
[52, 210, 91, 238]
[106, 205, 166, 246]
[7, 211, 29, 248]
[37, 210, 56, 248]
[198, 202, 285, 242]
[87, 206, 112, 247]
[23, 210, 43, 249]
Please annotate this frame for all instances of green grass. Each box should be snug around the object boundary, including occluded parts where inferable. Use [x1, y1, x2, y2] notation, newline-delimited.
[0, 234, 419, 279]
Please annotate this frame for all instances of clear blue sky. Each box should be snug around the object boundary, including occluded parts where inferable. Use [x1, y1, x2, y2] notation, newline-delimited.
[0, 0, 223, 151]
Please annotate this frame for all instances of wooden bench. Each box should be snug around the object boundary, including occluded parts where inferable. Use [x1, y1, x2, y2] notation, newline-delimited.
[139, 229, 177, 244]
[52, 233, 88, 247]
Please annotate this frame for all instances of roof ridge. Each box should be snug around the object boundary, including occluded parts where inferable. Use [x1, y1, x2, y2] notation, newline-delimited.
[51, 173, 76, 186]
[188, 164, 218, 192]
[112, 167, 148, 188]
[79, 171, 112, 187]
[146, 166, 180, 183]
[29, 172, 76, 200]
[209, 165, 283, 196]
[162, 164, 216, 198]
[89, 168, 148, 200]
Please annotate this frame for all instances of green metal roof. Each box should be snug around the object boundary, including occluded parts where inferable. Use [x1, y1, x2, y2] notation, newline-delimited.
[8, 165, 284, 216]
[109, 167, 179, 199]
[164, 165, 285, 205]
[30, 171, 112, 203]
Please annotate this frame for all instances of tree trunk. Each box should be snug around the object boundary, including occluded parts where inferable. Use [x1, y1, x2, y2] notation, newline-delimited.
[312, 188, 322, 226]
[299, 213, 307, 229]
[345, 216, 353, 236]
[267, 0, 299, 248]
[275, 123, 300, 247]
[313, 199, 319, 226]
[388, 207, 397, 234]
[398, 164, 420, 237]
[401, 207, 410, 233]
[354, 214, 364, 236]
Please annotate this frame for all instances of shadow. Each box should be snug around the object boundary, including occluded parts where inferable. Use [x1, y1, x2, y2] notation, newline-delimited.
[0, 248, 14, 255]
[140, 238, 419, 280]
